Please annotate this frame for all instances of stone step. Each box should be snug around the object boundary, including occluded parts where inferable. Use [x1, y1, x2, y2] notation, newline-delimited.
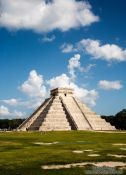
[51, 103, 62, 106]
[43, 119, 69, 123]
[41, 124, 70, 128]
[46, 114, 66, 117]
[85, 117, 102, 120]
[91, 124, 115, 130]
[49, 106, 63, 110]
[47, 109, 64, 113]
[40, 127, 71, 131]
[85, 114, 100, 117]
[52, 102, 62, 105]
[78, 104, 89, 109]
[44, 117, 68, 121]
[47, 110, 65, 114]
[42, 122, 70, 126]
[40, 125, 70, 128]
[52, 99, 61, 103]
[89, 121, 110, 125]
[83, 111, 96, 115]
[66, 109, 82, 112]
[88, 120, 108, 123]
[44, 115, 68, 120]
[45, 117, 68, 121]
[42, 109, 65, 114]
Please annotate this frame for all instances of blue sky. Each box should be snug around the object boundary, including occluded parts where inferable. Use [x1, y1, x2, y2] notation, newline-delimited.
[0, 0, 126, 118]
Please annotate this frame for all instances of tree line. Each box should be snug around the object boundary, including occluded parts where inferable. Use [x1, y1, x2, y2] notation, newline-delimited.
[0, 119, 25, 130]
[102, 109, 126, 130]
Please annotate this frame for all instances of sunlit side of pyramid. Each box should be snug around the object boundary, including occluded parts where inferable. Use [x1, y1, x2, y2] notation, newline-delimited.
[18, 88, 116, 131]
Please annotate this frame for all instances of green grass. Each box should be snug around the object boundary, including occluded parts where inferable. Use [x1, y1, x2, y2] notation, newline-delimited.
[0, 131, 126, 175]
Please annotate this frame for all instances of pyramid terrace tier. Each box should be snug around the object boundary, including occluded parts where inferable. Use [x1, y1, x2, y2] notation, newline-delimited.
[18, 88, 116, 131]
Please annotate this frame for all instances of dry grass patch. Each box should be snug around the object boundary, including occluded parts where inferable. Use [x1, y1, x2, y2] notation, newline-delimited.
[107, 154, 126, 158]
[113, 143, 126, 146]
[41, 162, 126, 170]
[34, 141, 58, 145]
[88, 154, 100, 157]
[72, 150, 83, 153]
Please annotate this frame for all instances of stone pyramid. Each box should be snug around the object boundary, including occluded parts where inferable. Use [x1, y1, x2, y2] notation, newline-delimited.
[18, 88, 116, 131]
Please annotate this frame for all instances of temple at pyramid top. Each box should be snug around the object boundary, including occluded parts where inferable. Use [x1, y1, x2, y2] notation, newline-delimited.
[18, 88, 116, 131]
[51, 88, 73, 97]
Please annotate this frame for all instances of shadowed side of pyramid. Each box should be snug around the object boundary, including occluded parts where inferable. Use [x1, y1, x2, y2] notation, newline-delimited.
[18, 98, 53, 131]
[18, 88, 116, 131]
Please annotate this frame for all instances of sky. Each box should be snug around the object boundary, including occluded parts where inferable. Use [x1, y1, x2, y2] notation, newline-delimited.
[0, 0, 126, 119]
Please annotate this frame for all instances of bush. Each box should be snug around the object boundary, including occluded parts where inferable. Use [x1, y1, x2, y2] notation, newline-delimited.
[0, 119, 25, 130]
[102, 109, 126, 130]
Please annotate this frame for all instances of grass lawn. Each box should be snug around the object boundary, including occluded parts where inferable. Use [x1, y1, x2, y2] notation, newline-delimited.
[0, 131, 126, 175]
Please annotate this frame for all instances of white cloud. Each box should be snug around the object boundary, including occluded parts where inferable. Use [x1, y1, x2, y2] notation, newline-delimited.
[67, 54, 95, 80]
[0, 0, 99, 33]
[47, 73, 71, 88]
[1, 97, 43, 109]
[2, 98, 19, 106]
[13, 110, 25, 118]
[61, 43, 76, 53]
[0, 105, 25, 118]
[98, 80, 123, 90]
[80, 63, 96, 73]
[18, 98, 43, 109]
[48, 73, 98, 106]
[18, 70, 48, 110]
[41, 35, 55, 42]
[78, 39, 126, 62]
[0, 105, 10, 116]
[19, 70, 47, 98]
[68, 54, 81, 80]
[71, 83, 98, 106]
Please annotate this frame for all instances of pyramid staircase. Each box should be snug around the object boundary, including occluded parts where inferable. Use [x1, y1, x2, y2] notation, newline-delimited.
[39, 96, 71, 131]
[18, 88, 116, 131]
